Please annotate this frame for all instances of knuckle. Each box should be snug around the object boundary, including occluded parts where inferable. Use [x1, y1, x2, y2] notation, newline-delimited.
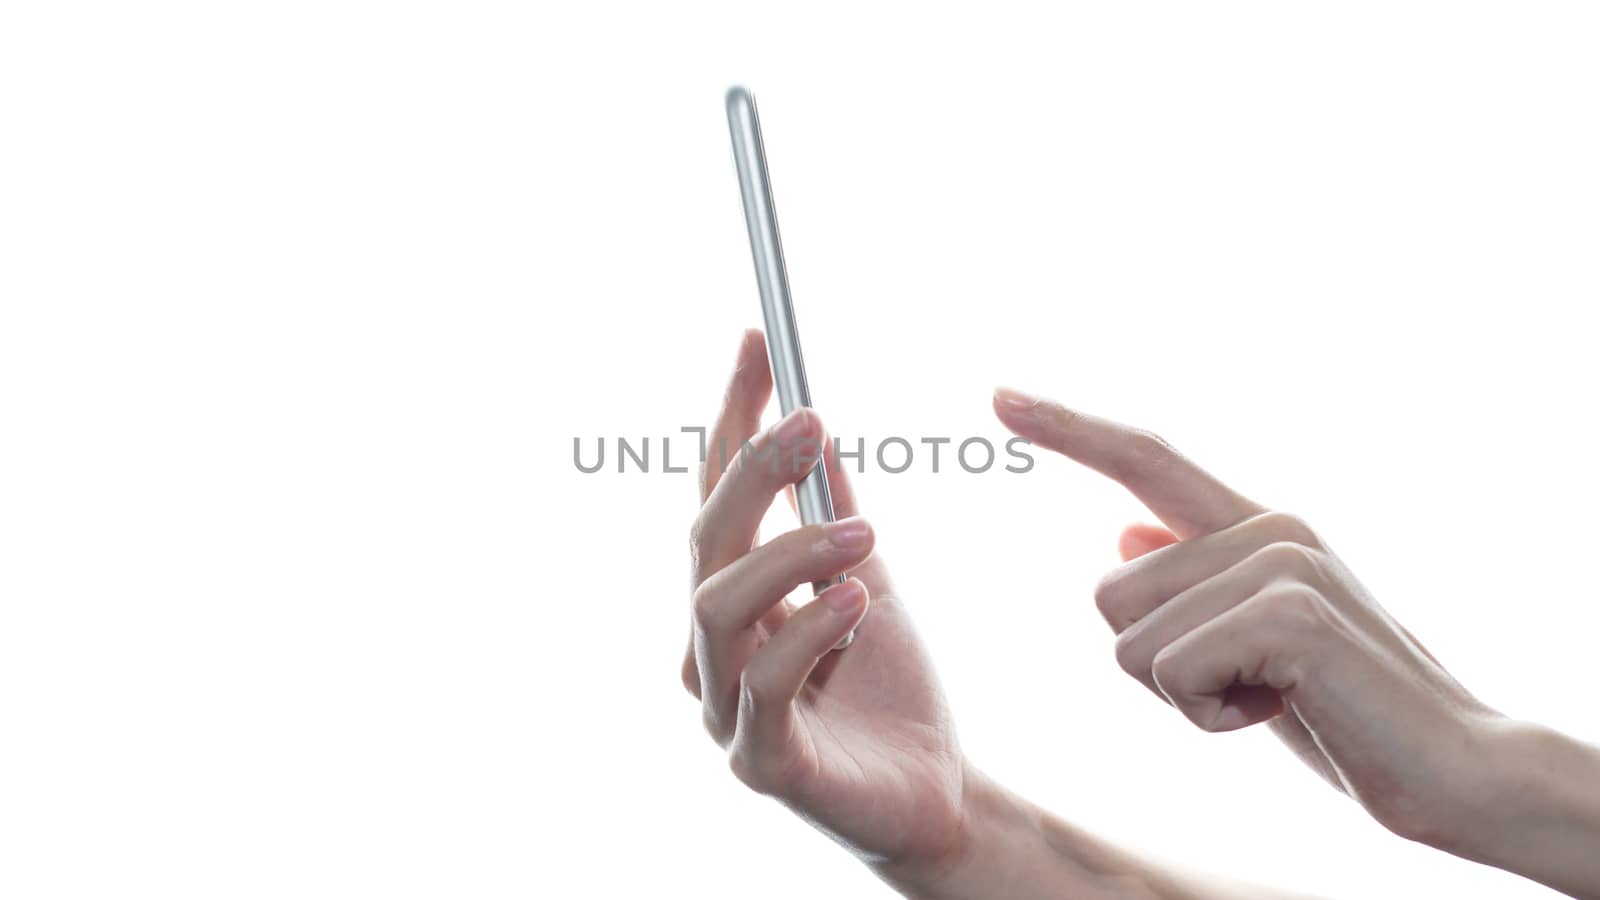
[739, 668, 780, 710]
[1149, 643, 1186, 694]
[728, 733, 811, 797]
[1257, 583, 1326, 632]
[1132, 427, 1174, 453]
[1103, 427, 1175, 482]
[1092, 570, 1127, 622]
[689, 583, 724, 631]
[1112, 630, 1147, 679]
[680, 651, 701, 698]
[1254, 510, 1323, 549]
[727, 743, 776, 794]
[1127, 428, 1173, 465]
[726, 747, 758, 789]
[1256, 540, 1322, 579]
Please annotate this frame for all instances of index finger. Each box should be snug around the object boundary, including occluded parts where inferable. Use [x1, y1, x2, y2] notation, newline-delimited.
[992, 387, 1263, 539]
[700, 329, 774, 503]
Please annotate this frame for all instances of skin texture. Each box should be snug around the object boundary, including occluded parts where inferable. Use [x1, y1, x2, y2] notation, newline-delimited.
[990, 386, 1501, 846]
[682, 330, 967, 868]
[681, 331, 1600, 898]
[991, 385, 1600, 897]
[683, 332, 1305, 898]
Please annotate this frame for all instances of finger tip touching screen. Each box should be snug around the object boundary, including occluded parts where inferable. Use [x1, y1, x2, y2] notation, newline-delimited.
[725, 86, 854, 651]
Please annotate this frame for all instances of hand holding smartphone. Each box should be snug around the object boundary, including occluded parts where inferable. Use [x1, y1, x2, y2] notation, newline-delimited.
[725, 86, 853, 650]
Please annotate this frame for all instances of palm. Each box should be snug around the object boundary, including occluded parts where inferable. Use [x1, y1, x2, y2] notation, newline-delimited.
[753, 553, 965, 862]
[686, 332, 965, 866]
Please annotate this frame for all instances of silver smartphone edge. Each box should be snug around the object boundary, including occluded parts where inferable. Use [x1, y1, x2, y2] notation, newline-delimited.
[725, 85, 854, 650]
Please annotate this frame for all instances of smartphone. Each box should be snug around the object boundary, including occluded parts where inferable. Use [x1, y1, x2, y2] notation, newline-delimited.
[725, 85, 853, 650]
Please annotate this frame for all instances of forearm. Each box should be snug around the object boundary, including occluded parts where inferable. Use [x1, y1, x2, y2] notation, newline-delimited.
[1455, 719, 1600, 898]
[871, 766, 1318, 900]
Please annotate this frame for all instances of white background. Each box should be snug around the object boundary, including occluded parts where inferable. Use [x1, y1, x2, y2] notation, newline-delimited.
[3, 2, 1598, 897]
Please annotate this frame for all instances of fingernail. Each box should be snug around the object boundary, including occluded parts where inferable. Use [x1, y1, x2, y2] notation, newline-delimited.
[1209, 705, 1251, 732]
[826, 516, 872, 549]
[822, 578, 866, 613]
[994, 386, 1039, 414]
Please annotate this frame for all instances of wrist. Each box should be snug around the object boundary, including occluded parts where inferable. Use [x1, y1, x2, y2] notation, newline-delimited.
[868, 762, 1012, 899]
[868, 763, 1157, 900]
[1455, 717, 1600, 894]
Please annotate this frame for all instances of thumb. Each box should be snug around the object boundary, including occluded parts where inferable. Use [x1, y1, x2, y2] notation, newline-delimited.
[1118, 522, 1180, 561]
